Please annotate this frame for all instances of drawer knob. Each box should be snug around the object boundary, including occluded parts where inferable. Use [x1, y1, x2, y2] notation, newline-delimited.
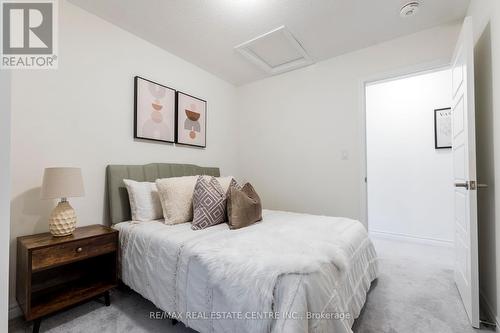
[76, 247, 83, 253]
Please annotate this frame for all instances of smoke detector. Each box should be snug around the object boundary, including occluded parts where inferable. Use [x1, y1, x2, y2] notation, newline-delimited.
[400, 2, 420, 18]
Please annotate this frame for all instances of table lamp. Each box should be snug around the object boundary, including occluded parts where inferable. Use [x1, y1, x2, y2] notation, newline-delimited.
[41, 167, 85, 237]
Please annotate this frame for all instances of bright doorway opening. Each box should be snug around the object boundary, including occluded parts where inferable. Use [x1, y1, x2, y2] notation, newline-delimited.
[365, 68, 454, 265]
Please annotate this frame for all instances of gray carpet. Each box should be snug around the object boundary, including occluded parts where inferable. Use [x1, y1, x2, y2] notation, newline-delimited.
[9, 244, 495, 333]
[352, 257, 491, 333]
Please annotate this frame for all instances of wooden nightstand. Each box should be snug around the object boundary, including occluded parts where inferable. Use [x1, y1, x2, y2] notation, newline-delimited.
[16, 225, 118, 333]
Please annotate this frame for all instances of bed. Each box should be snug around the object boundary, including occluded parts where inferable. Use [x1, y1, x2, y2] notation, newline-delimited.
[107, 163, 378, 333]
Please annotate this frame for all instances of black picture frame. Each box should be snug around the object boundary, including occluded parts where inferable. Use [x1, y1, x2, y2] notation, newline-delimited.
[175, 91, 207, 148]
[434, 107, 452, 149]
[134, 76, 176, 144]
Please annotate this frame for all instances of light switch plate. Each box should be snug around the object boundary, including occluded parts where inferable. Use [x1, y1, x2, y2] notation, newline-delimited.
[341, 150, 349, 160]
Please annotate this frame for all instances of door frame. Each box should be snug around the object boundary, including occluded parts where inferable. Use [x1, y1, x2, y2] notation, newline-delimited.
[358, 59, 452, 230]
[0, 70, 11, 330]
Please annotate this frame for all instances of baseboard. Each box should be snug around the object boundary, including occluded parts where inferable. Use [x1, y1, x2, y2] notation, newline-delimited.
[480, 290, 500, 331]
[369, 229, 454, 248]
[9, 302, 21, 320]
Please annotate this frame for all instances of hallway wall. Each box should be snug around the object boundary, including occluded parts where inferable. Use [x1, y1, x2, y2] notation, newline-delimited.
[366, 69, 454, 244]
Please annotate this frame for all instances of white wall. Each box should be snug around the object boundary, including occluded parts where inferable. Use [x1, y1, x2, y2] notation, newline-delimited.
[467, 0, 500, 326]
[1, 70, 11, 330]
[9, 1, 239, 310]
[366, 69, 454, 244]
[237, 23, 460, 222]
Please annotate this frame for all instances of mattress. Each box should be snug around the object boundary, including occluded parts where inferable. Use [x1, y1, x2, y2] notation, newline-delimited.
[114, 209, 378, 333]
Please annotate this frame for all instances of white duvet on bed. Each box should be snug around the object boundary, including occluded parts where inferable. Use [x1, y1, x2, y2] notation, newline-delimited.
[114, 209, 378, 333]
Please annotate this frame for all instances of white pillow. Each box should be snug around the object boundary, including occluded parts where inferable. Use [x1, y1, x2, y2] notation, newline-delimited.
[123, 179, 163, 222]
[199, 176, 234, 193]
[215, 176, 234, 193]
[156, 176, 198, 225]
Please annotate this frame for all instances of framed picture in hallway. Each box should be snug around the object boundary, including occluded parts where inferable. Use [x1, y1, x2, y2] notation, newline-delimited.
[434, 107, 452, 149]
[134, 76, 176, 143]
[176, 91, 207, 148]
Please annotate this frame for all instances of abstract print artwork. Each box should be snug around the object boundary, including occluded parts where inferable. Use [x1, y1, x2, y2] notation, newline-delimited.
[134, 76, 175, 143]
[176, 91, 207, 147]
[434, 107, 452, 149]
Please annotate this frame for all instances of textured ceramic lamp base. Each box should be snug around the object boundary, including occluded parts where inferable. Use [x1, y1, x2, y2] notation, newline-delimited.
[49, 201, 77, 237]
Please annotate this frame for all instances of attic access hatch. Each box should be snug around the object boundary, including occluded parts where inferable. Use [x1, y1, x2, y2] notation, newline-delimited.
[235, 26, 314, 75]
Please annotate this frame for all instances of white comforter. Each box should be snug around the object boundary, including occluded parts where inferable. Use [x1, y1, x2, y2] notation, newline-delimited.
[114, 209, 378, 333]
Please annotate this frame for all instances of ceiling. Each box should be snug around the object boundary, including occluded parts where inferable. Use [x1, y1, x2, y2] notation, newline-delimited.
[69, 0, 470, 86]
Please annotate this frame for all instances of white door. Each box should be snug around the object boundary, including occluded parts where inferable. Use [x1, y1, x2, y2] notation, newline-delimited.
[451, 17, 480, 328]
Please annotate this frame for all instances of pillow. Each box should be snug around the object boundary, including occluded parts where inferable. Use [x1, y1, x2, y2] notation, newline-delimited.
[227, 182, 262, 230]
[192, 176, 227, 230]
[156, 176, 198, 225]
[216, 176, 235, 193]
[123, 179, 162, 222]
[198, 176, 235, 194]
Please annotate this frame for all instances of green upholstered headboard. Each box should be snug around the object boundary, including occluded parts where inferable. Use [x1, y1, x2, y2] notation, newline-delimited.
[106, 163, 220, 224]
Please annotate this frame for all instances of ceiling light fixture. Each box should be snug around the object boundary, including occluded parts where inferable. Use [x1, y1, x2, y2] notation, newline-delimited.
[400, 1, 420, 18]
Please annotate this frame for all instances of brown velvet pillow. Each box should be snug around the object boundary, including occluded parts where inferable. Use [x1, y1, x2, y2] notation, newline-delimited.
[227, 182, 262, 229]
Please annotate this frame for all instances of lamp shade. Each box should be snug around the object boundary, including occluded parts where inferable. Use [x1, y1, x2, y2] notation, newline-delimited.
[41, 167, 85, 199]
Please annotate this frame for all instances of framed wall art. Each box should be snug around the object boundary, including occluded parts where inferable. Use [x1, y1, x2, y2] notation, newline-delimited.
[134, 76, 176, 143]
[176, 91, 207, 148]
[434, 107, 452, 149]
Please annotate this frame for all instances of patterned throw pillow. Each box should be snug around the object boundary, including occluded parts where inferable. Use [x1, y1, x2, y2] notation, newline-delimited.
[192, 176, 227, 230]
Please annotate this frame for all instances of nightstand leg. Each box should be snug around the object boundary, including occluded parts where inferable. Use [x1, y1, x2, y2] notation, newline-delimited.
[33, 318, 41, 333]
[104, 291, 110, 306]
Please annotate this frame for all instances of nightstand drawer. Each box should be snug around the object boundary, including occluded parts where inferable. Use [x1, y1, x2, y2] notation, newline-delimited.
[31, 234, 117, 271]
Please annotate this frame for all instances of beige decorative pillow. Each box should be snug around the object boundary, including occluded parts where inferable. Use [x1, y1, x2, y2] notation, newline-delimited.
[227, 182, 262, 230]
[156, 176, 198, 225]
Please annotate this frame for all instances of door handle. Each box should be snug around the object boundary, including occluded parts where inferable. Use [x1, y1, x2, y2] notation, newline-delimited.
[454, 181, 488, 190]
